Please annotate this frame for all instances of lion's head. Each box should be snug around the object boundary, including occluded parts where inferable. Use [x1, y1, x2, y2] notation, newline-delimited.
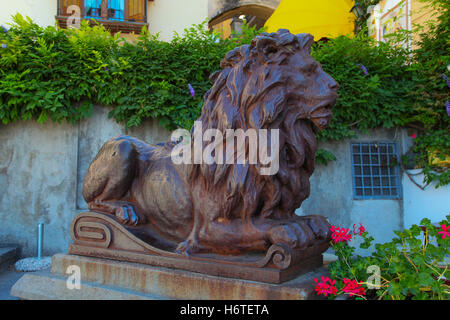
[190, 29, 338, 222]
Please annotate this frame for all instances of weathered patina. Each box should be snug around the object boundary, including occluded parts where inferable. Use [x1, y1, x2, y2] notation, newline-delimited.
[70, 29, 339, 283]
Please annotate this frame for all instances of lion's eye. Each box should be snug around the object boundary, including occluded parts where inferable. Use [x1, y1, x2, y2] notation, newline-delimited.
[265, 46, 278, 56]
[307, 64, 318, 75]
[280, 57, 289, 65]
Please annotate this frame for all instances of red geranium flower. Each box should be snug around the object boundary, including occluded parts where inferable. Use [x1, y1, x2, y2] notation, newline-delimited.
[353, 223, 366, 236]
[438, 224, 450, 239]
[314, 276, 338, 297]
[330, 226, 352, 243]
[342, 278, 366, 297]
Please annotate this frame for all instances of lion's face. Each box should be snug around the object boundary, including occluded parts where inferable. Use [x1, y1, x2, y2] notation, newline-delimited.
[283, 50, 339, 130]
[203, 30, 338, 134]
[250, 31, 338, 132]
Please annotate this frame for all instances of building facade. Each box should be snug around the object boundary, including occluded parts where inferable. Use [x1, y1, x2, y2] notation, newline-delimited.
[367, 0, 437, 49]
[0, 0, 209, 41]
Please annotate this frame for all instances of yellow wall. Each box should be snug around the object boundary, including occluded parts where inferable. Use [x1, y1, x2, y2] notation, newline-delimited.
[211, 18, 232, 39]
[410, 0, 438, 47]
[264, 0, 355, 40]
[411, 0, 436, 25]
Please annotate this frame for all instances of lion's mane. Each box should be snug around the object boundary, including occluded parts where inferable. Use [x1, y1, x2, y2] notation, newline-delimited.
[188, 30, 322, 224]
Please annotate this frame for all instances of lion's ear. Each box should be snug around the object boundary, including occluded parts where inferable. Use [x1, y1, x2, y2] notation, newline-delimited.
[209, 70, 221, 83]
[296, 33, 314, 54]
[255, 36, 279, 62]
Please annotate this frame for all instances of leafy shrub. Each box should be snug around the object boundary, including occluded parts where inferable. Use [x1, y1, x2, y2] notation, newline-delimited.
[323, 216, 450, 300]
[0, 15, 261, 130]
[312, 34, 415, 142]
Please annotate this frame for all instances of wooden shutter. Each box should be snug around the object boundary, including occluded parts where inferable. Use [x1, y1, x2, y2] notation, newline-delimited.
[125, 0, 145, 22]
[61, 0, 83, 16]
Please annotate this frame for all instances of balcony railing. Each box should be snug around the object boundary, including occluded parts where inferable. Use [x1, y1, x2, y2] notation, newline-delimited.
[56, 0, 148, 34]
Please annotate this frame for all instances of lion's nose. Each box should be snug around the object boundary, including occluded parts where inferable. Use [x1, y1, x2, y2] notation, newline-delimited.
[328, 77, 339, 91]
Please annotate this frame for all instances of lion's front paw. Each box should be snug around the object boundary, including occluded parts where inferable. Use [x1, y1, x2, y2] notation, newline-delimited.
[266, 220, 315, 249]
[298, 215, 331, 242]
[115, 205, 142, 226]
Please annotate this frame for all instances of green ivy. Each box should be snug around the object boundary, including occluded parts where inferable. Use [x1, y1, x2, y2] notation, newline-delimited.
[312, 33, 416, 142]
[0, 15, 259, 131]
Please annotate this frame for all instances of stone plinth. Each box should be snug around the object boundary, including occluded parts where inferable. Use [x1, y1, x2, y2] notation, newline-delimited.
[11, 253, 330, 300]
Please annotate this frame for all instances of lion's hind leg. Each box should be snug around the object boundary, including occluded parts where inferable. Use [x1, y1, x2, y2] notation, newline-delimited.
[82, 136, 145, 226]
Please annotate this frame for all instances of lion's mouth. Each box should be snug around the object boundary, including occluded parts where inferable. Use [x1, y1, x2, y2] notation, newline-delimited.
[309, 98, 336, 130]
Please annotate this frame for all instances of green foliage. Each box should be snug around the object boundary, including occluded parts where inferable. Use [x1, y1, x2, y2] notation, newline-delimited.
[312, 34, 415, 142]
[0, 15, 263, 131]
[315, 149, 337, 166]
[0, 4, 448, 186]
[329, 216, 450, 300]
[0, 15, 121, 124]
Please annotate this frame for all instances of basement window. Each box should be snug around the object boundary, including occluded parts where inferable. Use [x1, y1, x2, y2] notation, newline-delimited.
[351, 142, 402, 199]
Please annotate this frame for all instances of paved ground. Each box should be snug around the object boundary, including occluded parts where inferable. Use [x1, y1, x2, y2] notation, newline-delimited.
[0, 268, 28, 300]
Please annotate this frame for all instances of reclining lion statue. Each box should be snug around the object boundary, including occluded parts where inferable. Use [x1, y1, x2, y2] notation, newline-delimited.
[82, 29, 338, 256]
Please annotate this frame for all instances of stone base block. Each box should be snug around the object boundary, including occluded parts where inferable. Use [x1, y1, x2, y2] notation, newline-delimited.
[0, 246, 18, 272]
[11, 253, 330, 300]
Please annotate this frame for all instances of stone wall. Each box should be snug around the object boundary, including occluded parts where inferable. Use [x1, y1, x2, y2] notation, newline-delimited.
[0, 106, 170, 257]
[1, 108, 448, 257]
[297, 128, 410, 253]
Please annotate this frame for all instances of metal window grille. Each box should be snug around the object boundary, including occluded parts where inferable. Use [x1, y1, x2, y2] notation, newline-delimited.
[108, 0, 125, 21]
[84, 0, 102, 19]
[351, 142, 402, 199]
[81, 0, 145, 22]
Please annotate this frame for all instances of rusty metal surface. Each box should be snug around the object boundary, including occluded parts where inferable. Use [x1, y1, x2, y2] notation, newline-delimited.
[74, 29, 338, 283]
[51, 253, 330, 300]
[69, 211, 326, 283]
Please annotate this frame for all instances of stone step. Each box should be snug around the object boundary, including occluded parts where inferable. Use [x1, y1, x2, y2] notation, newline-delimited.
[11, 254, 330, 300]
[11, 271, 169, 300]
[0, 247, 19, 272]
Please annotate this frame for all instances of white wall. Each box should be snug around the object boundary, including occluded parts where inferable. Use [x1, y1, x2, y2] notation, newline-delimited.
[0, 0, 209, 41]
[0, 0, 57, 28]
[403, 170, 450, 228]
[147, 0, 208, 41]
